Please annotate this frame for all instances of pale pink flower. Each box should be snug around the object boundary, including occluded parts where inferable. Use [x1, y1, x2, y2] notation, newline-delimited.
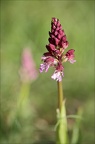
[19, 48, 38, 82]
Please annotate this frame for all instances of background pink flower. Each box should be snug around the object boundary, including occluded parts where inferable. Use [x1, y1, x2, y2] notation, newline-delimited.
[19, 48, 38, 82]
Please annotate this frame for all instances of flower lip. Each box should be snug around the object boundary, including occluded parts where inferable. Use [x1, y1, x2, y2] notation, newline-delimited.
[51, 70, 64, 81]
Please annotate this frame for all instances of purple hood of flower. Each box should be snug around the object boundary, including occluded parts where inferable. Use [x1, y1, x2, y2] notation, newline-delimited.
[40, 18, 76, 81]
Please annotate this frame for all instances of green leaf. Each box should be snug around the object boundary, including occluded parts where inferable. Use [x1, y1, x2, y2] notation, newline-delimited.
[56, 100, 69, 144]
[71, 107, 83, 144]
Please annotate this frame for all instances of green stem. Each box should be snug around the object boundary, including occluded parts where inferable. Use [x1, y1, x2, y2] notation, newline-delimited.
[56, 80, 68, 144]
[8, 82, 30, 126]
[57, 81, 63, 112]
[17, 82, 30, 109]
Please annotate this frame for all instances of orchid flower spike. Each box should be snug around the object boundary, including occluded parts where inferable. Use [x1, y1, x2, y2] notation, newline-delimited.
[40, 18, 76, 81]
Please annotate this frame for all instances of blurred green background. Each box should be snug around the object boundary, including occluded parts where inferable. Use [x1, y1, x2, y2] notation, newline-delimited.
[1, 0, 94, 144]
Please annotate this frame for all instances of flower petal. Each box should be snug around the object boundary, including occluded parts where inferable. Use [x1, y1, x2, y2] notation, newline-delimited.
[51, 70, 64, 81]
[65, 49, 76, 63]
[40, 63, 50, 73]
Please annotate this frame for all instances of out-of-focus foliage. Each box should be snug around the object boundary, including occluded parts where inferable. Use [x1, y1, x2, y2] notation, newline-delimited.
[1, 0, 94, 144]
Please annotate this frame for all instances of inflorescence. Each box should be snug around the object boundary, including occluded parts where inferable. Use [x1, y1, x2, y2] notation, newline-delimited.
[40, 18, 76, 81]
